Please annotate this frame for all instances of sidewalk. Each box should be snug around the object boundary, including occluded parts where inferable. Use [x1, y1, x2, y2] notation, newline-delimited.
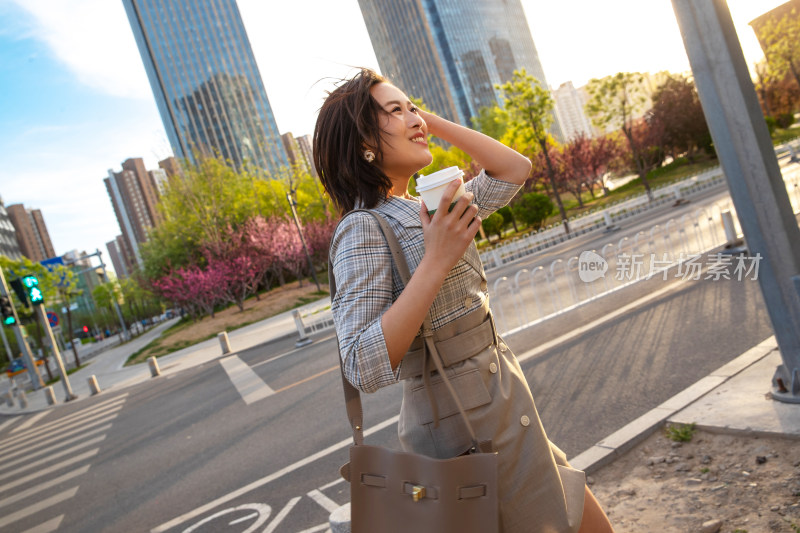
[0, 295, 331, 415]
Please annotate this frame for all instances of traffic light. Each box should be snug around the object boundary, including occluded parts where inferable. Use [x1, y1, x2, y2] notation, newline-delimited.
[0, 295, 15, 326]
[82, 326, 89, 334]
[21, 275, 44, 305]
[9, 278, 29, 308]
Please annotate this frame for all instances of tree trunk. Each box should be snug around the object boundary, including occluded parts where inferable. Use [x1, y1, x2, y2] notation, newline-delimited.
[540, 138, 570, 234]
[623, 125, 652, 200]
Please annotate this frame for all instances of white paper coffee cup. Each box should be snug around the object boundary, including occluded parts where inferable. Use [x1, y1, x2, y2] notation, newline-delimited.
[415, 166, 466, 215]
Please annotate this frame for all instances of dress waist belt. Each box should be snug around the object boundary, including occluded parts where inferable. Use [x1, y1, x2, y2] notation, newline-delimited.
[399, 305, 498, 380]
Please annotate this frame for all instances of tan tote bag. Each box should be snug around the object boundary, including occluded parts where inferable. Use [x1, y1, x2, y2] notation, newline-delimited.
[329, 210, 499, 533]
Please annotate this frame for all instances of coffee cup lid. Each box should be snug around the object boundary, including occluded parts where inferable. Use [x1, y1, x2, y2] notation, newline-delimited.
[416, 166, 464, 191]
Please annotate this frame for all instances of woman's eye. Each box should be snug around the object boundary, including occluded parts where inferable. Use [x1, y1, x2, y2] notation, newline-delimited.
[410, 106, 418, 113]
[391, 106, 402, 113]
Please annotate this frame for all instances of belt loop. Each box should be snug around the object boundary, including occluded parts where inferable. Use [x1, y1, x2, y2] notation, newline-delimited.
[488, 310, 499, 346]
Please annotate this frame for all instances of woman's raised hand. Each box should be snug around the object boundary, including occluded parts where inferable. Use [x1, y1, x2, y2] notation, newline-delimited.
[419, 180, 481, 279]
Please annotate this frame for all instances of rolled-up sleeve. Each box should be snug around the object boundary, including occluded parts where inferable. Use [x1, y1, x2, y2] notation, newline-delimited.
[466, 169, 523, 219]
[330, 212, 397, 393]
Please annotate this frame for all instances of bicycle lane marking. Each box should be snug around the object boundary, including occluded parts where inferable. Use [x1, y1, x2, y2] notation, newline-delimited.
[151, 415, 399, 532]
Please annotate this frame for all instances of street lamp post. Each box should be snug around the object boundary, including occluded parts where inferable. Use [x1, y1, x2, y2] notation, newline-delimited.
[286, 191, 321, 292]
[672, 0, 800, 402]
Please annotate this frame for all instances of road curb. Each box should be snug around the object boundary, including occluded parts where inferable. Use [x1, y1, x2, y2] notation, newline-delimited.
[569, 336, 778, 474]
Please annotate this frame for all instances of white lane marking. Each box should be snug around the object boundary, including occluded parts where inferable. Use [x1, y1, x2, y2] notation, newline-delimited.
[307, 489, 340, 513]
[319, 477, 345, 491]
[183, 503, 271, 533]
[219, 355, 275, 405]
[152, 415, 399, 533]
[0, 423, 112, 470]
[0, 396, 125, 451]
[0, 411, 119, 457]
[10, 411, 49, 434]
[0, 417, 19, 434]
[0, 448, 99, 495]
[0, 486, 79, 528]
[0, 435, 105, 482]
[262, 497, 301, 533]
[0, 465, 91, 510]
[516, 277, 688, 363]
[228, 512, 259, 525]
[297, 524, 330, 533]
[20, 515, 64, 533]
[5, 393, 126, 443]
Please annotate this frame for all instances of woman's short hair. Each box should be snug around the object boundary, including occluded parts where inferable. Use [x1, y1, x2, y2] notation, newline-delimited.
[313, 68, 392, 214]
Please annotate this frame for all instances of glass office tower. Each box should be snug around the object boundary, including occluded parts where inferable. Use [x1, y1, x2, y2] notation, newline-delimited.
[359, 0, 560, 136]
[122, 0, 288, 174]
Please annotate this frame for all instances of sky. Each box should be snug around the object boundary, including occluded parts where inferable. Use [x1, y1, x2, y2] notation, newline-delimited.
[0, 0, 784, 273]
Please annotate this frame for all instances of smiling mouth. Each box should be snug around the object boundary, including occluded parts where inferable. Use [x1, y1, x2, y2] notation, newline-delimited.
[411, 135, 427, 144]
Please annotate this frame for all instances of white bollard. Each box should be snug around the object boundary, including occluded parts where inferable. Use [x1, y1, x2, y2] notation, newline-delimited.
[721, 210, 738, 246]
[218, 332, 231, 354]
[16, 389, 28, 409]
[329, 503, 351, 533]
[88, 375, 102, 395]
[4, 390, 15, 407]
[293, 311, 313, 348]
[44, 386, 57, 406]
[148, 356, 161, 377]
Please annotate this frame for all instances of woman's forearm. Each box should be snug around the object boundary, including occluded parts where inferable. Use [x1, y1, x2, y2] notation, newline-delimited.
[380, 254, 449, 370]
[421, 110, 531, 185]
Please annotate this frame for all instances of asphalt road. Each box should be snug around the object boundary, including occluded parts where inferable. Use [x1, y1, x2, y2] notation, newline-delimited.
[0, 261, 773, 533]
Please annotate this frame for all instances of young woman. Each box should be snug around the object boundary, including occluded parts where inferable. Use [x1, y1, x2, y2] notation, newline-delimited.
[314, 68, 613, 533]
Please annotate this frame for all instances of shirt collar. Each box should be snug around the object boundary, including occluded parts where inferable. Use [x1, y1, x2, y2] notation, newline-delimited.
[372, 195, 422, 228]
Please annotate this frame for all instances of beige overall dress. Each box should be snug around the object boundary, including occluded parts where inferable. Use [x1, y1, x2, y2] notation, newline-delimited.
[330, 171, 586, 532]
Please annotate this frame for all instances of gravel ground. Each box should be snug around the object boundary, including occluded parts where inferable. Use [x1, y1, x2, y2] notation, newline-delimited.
[589, 426, 800, 533]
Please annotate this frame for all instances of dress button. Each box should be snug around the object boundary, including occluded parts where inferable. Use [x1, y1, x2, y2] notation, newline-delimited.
[489, 362, 498, 374]
[464, 296, 471, 309]
[520, 415, 530, 427]
[480, 280, 488, 292]
[499, 343, 507, 353]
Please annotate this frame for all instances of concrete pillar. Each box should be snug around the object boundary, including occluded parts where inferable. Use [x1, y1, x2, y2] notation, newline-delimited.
[293, 310, 313, 348]
[673, 0, 800, 402]
[16, 389, 28, 409]
[218, 332, 231, 354]
[44, 386, 57, 406]
[720, 210, 738, 246]
[88, 375, 101, 395]
[148, 356, 161, 377]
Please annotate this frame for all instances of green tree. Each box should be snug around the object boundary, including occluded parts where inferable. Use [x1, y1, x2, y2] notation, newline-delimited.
[498, 69, 570, 232]
[586, 72, 655, 197]
[92, 280, 126, 341]
[512, 192, 554, 231]
[759, 7, 800, 91]
[472, 105, 509, 141]
[481, 212, 505, 241]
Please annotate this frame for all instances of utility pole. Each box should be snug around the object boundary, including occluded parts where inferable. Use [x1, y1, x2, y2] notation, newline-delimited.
[0, 268, 44, 390]
[35, 303, 77, 402]
[286, 191, 322, 291]
[672, 0, 800, 402]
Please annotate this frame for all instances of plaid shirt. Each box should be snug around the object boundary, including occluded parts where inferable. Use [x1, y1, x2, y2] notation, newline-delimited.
[330, 170, 521, 392]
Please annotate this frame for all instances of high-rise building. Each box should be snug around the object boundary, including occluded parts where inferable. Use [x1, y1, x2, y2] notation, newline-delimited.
[6, 203, 56, 262]
[553, 82, 595, 140]
[106, 237, 133, 279]
[281, 132, 311, 174]
[296, 134, 317, 178]
[0, 197, 23, 260]
[750, 0, 800, 53]
[359, 0, 559, 135]
[104, 157, 162, 268]
[122, 0, 289, 175]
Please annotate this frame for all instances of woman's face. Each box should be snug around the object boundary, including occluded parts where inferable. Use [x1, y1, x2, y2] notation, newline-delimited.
[368, 82, 432, 180]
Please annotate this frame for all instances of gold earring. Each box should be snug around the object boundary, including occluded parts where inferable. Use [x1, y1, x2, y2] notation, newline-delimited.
[363, 150, 375, 163]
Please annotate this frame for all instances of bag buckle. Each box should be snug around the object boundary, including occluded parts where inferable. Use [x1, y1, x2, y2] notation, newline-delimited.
[412, 485, 426, 502]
